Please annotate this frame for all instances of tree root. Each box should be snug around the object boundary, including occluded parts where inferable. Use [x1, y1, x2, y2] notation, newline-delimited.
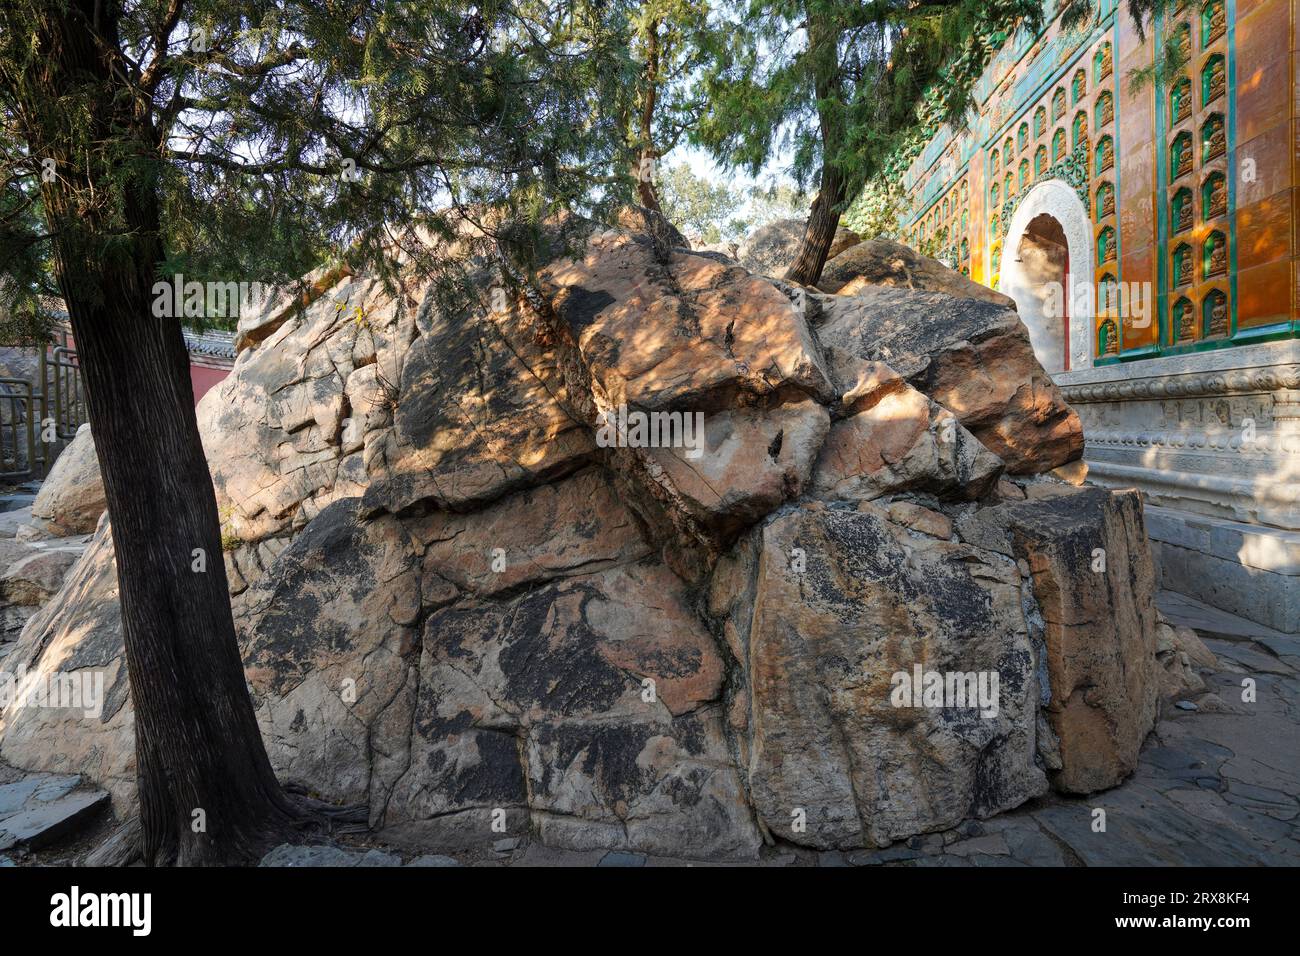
[86, 787, 369, 867]
[283, 783, 369, 834]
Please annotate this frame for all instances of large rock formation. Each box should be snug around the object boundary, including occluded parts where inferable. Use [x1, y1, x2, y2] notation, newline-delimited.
[736, 218, 861, 278]
[0, 223, 1158, 857]
[31, 425, 106, 536]
[814, 288, 1084, 473]
[817, 237, 1017, 309]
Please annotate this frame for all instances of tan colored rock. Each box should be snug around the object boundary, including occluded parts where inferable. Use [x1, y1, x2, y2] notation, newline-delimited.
[360, 286, 594, 517]
[996, 479, 1027, 501]
[1051, 460, 1089, 485]
[1022, 477, 1084, 500]
[409, 467, 651, 599]
[1173, 624, 1218, 671]
[0, 218, 1166, 861]
[811, 380, 1002, 503]
[31, 425, 105, 536]
[818, 238, 1015, 309]
[813, 286, 1084, 473]
[644, 395, 830, 538]
[1154, 617, 1218, 700]
[201, 272, 413, 546]
[235, 261, 353, 354]
[736, 218, 860, 277]
[713, 505, 1046, 849]
[0, 520, 136, 811]
[236, 501, 423, 815]
[954, 488, 1159, 793]
[388, 559, 759, 858]
[541, 230, 835, 410]
[0, 548, 79, 606]
[613, 204, 690, 251]
[887, 501, 954, 539]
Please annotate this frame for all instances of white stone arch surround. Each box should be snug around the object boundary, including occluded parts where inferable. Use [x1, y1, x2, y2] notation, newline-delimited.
[999, 178, 1094, 373]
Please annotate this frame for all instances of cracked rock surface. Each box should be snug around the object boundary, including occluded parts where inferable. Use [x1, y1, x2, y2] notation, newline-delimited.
[0, 217, 1169, 860]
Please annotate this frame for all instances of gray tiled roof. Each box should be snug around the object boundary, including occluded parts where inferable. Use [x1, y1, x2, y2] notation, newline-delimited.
[181, 328, 237, 360]
[45, 307, 238, 362]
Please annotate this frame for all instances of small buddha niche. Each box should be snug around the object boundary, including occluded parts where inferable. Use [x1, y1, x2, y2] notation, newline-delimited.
[1173, 188, 1193, 233]
[1173, 298, 1196, 343]
[1204, 231, 1227, 279]
[1203, 172, 1227, 219]
[1171, 132, 1192, 179]
[1096, 135, 1114, 174]
[1173, 244, 1192, 287]
[1203, 290, 1229, 337]
[1096, 91, 1114, 127]
[1202, 0, 1226, 47]
[1202, 115, 1225, 162]
[1096, 181, 1115, 218]
[1170, 77, 1191, 125]
[1203, 55, 1225, 105]
[1099, 316, 1120, 356]
[1095, 42, 1113, 82]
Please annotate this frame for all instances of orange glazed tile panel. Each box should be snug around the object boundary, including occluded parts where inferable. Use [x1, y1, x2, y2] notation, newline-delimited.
[1237, 258, 1292, 325]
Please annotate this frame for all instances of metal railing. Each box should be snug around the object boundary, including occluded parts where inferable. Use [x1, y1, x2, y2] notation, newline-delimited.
[0, 330, 87, 482]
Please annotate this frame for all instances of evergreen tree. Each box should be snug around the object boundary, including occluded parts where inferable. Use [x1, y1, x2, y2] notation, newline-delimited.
[621, 0, 712, 212]
[657, 162, 743, 242]
[0, 0, 628, 865]
[694, 0, 1044, 284]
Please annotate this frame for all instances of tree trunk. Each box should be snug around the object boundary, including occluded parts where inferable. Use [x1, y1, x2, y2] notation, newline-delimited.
[782, 165, 846, 286]
[635, 18, 663, 212]
[19, 0, 300, 866]
[783, 6, 847, 287]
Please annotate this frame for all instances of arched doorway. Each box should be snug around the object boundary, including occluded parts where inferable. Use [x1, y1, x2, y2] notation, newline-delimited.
[999, 179, 1094, 372]
[1013, 214, 1069, 373]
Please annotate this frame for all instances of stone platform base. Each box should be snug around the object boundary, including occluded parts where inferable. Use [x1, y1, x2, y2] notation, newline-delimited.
[1055, 339, 1300, 636]
[1147, 505, 1300, 635]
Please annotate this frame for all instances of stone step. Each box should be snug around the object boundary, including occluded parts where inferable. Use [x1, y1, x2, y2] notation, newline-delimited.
[1157, 588, 1298, 644]
[0, 772, 110, 852]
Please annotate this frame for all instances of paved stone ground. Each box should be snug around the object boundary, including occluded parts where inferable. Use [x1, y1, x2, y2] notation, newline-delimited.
[3, 590, 1297, 867]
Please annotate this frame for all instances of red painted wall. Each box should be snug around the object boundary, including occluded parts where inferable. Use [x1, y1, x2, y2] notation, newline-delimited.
[190, 365, 230, 405]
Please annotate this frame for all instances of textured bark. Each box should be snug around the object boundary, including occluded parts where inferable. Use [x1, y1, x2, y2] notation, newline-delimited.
[782, 11, 847, 287]
[635, 19, 663, 213]
[783, 165, 847, 286]
[11, 0, 299, 865]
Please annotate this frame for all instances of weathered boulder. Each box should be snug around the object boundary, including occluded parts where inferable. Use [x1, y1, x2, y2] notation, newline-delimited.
[0, 519, 135, 809]
[237, 499, 422, 814]
[387, 558, 759, 858]
[1154, 613, 1218, 701]
[613, 204, 691, 251]
[536, 228, 837, 576]
[408, 466, 652, 600]
[0, 212, 1161, 860]
[691, 240, 738, 262]
[736, 218, 860, 277]
[235, 261, 354, 354]
[710, 502, 1046, 848]
[810, 368, 1002, 503]
[954, 487, 1159, 793]
[31, 425, 106, 535]
[0, 547, 79, 606]
[644, 395, 831, 539]
[202, 272, 416, 545]
[817, 238, 1016, 308]
[814, 287, 1083, 473]
[541, 230, 835, 410]
[359, 278, 594, 518]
